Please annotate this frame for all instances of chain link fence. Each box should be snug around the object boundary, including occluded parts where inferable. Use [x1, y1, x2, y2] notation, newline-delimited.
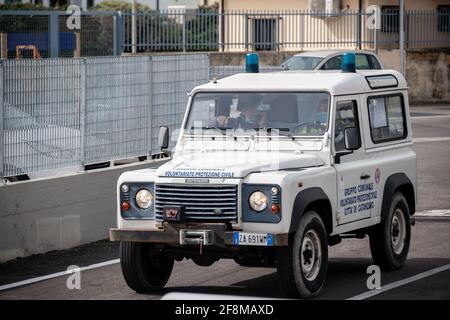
[0, 54, 210, 180]
[0, 11, 119, 59]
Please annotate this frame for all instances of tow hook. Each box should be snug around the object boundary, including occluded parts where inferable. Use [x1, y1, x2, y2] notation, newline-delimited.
[180, 229, 214, 246]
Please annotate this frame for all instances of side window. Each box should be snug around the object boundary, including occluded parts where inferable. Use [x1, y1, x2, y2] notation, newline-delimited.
[355, 54, 370, 69]
[355, 54, 370, 70]
[367, 55, 382, 69]
[321, 56, 342, 70]
[334, 100, 360, 152]
[367, 95, 406, 143]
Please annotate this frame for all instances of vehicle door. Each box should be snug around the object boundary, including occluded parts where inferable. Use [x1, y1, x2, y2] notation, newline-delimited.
[333, 97, 374, 225]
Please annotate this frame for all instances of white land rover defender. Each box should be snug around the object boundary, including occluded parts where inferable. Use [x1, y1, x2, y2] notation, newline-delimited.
[110, 53, 416, 298]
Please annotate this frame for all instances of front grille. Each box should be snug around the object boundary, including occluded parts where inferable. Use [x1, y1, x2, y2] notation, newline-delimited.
[154, 184, 238, 222]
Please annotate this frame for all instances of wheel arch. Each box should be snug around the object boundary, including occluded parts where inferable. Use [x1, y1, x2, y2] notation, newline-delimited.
[289, 187, 333, 235]
[381, 173, 416, 220]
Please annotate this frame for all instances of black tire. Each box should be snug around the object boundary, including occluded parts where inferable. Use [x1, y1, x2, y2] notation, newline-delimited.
[120, 242, 174, 293]
[369, 192, 411, 271]
[276, 211, 328, 298]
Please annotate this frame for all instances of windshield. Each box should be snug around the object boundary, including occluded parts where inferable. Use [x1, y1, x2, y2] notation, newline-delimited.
[285, 56, 323, 70]
[185, 92, 330, 136]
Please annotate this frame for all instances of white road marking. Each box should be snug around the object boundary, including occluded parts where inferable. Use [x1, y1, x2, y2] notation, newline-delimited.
[161, 292, 284, 300]
[413, 137, 450, 143]
[411, 114, 450, 120]
[415, 209, 450, 217]
[0, 259, 120, 292]
[347, 263, 450, 300]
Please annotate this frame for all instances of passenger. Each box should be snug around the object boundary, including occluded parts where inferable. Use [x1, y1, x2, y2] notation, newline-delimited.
[215, 95, 266, 130]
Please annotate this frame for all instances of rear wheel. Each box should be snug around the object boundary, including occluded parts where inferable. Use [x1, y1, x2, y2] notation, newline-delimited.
[369, 192, 411, 270]
[120, 242, 174, 293]
[276, 211, 328, 298]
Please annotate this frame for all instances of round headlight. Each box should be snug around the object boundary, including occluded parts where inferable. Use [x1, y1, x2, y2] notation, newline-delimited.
[249, 191, 268, 212]
[135, 189, 153, 209]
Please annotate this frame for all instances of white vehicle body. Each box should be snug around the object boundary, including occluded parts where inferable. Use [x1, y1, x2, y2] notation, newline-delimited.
[111, 67, 416, 298]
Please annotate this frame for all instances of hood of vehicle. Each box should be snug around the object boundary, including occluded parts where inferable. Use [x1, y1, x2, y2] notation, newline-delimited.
[157, 151, 323, 178]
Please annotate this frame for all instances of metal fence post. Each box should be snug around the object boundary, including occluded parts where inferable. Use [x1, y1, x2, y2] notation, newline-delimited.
[49, 12, 60, 58]
[356, 11, 362, 49]
[113, 12, 121, 56]
[244, 14, 248, 51]
[79, 58, 87, 170]
[399, 0, 406, 75]
[0, 61, 4, 183]
[0, 33, 7, 60]
[182, 13, 187, 52]
[147, 56, 153, 156]
[132, 3, 137, 54]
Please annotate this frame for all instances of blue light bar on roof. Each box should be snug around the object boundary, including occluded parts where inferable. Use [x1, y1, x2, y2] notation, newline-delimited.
[246, 53, 259, 73]
[342, 52, 356, 73]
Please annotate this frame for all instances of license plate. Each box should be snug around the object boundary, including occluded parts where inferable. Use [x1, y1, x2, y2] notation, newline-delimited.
[232, 232, 273, 246]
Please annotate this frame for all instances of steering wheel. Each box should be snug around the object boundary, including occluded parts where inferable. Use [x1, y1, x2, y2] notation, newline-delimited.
[293, 122, 313, 133]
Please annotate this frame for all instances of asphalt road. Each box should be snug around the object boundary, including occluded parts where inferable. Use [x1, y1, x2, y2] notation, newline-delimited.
[0, 105, 449, 300]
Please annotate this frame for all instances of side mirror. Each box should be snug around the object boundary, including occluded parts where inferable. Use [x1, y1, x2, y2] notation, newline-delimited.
[344, 127, 360, 151]
[158, 126, 169, 150]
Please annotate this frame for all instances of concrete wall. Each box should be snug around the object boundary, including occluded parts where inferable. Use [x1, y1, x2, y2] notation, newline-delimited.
[0, 160, 164, 263]
[378, 48, 401, 70]
[406, 50, 450, 103]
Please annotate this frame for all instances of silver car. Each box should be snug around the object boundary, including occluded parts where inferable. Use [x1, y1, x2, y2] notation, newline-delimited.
[282, 50, 383, 71]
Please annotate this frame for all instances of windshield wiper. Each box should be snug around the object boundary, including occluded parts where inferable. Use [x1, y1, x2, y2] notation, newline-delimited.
[253, 127, 296, 139]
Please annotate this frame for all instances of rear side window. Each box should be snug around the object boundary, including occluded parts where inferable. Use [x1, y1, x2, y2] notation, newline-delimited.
[367, 55, 382, 69]
[367, 95, 407, 143]
[320, 56, 342, 70]
[321, 54, 381, 70]
[355, 54, 371, 69]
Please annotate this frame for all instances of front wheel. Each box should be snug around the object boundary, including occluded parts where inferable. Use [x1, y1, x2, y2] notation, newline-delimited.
[369, 192, 411, 270]
[276, 211, 328, 298]
[120, 242, 174, 293]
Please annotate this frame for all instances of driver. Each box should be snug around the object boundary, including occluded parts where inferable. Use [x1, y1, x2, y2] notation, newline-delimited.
[315, 99, 329, 129]
[297, 99, 329, 135]
[216, 95, 266, 130]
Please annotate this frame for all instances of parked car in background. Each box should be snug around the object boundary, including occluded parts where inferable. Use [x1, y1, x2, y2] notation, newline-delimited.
[281, 50, 383, 71]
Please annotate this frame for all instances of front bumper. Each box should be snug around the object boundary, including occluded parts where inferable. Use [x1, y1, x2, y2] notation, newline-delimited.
[109, 222, 289, 247]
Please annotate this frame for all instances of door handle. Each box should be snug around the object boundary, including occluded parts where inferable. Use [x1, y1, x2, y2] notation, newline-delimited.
[360, 174, 371, 180]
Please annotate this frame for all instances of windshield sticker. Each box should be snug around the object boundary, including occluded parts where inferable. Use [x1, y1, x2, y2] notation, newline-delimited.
[165, 168, 235, 178]
[340, 183, 378, 216]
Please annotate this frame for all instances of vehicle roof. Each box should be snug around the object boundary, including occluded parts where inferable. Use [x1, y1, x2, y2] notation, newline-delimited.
[292, 49, 376, 58]
[193, 70, 407, 96]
